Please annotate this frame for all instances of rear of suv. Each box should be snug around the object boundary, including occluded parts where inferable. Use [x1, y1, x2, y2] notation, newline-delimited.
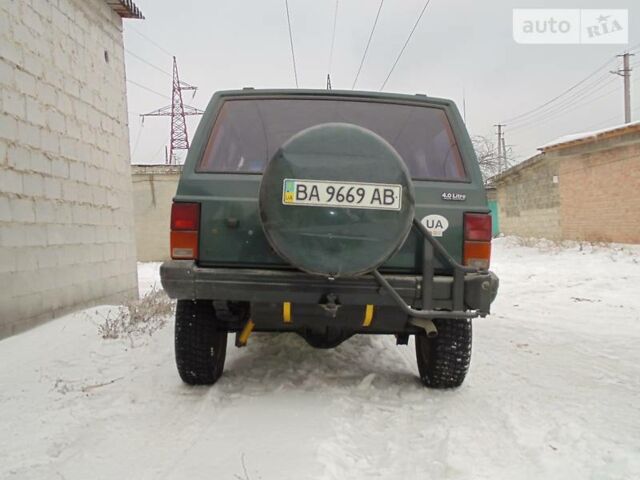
[160, 89, 499, 389]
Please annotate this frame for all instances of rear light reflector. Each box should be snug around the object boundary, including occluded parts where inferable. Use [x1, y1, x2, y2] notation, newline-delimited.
[463, 241, 491, 270]
[171, 231, 199, 259]
[464, 213, 492, 242]
[463, 212, 492, 269]
[170, 202, 200, 260]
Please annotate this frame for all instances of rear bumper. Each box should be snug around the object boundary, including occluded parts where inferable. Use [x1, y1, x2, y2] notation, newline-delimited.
[160, 261, 499, 316]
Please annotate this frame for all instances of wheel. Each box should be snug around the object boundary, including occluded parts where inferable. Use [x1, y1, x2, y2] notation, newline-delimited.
[258, 122, 415, 278]
[415, 319, 472, 388]
[175, 300, 228, 385]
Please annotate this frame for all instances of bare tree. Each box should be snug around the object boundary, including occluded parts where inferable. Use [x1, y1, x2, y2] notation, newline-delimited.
[471, 135, 513, 183]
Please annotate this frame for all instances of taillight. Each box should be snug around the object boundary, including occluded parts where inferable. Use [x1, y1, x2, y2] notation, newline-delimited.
[463, 212, 491, 270]
[171, 203, 200, 231]
[170, 202, 200, 260]
[464, 213, 492, 241]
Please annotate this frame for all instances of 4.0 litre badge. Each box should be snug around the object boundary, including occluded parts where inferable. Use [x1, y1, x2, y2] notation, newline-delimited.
[441, 192, 466, 201]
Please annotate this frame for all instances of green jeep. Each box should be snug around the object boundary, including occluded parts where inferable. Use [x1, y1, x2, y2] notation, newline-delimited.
[160, 89, 499, 389]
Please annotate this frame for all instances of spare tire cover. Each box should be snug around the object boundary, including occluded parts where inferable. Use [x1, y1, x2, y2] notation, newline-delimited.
[259, 122, 415, 277]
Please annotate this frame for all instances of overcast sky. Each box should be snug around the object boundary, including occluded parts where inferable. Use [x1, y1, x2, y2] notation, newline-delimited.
[123, 0, 639, 165]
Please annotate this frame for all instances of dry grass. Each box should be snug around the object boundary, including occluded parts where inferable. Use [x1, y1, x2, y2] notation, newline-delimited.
[507, 235, 639, 261]
[511, 235, 613, 250]
[511, 236, 570, 251]
[98, 287, 174, 343]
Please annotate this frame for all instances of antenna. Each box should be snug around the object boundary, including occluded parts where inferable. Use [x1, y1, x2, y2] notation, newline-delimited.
[141, 57, 204, 164]
[462, 87, 467, 123]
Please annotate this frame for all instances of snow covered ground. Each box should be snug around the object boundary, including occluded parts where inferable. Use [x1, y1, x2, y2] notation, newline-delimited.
[1, 238, 640, 479]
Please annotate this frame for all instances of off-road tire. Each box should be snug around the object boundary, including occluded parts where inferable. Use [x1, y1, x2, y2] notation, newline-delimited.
[415, 319, 472, 388]
[175, 300, 228, 385]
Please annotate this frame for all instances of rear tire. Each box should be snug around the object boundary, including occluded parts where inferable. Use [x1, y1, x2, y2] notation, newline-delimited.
[415, 319, 472, 388]
[175, 300, 228, 385]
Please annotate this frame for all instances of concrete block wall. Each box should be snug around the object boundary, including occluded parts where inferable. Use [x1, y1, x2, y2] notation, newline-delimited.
[496, 157, 562, 239]
[131, 165, 181, 262]
[0, 0, 138, 337]
[559, 140, 640, 243]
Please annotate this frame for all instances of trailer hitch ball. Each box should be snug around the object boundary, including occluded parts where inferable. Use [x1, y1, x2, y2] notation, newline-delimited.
[319, 293, 340, 318]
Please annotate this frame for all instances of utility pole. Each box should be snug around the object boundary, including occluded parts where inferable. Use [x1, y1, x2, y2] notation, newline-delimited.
[494, 124, 505, 172]
[326, 74, 332, 90]
[141, 57, 204, 165]
[611, 52, 634, 124]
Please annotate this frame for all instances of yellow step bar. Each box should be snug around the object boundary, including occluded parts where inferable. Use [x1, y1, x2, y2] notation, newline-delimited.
[283, 302, 292, 323]
[362, 304, 375, 327]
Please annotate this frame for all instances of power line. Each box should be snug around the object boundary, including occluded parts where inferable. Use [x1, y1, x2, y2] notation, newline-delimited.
[509, 82, 621, 134]
[284, 0, 299, 88]
[509, 85, 620, 134]
[580, 105, 640, 131]
[515, 55, 634, 130]
[379, 0, 433, 91]
[124, 48, 172, 77]
[511, 59, 636, 127]
[128, 26, 173, 57]
[506, 74, 639, 154]
[503, 57, 616, 124]
[126, 79, 171, 100]
[507, 71, 617, 128]
[352, 0, 384, 89]
[504, 59, 617, 125]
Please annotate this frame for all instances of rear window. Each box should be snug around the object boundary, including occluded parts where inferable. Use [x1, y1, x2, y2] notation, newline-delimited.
[198, 97, 466, 181]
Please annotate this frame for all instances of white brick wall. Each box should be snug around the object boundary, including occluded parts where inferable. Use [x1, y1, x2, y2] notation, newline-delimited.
[0, 0, 138, 338]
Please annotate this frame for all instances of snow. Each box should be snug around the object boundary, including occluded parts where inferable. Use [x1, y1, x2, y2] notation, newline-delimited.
[538, 120, 640, 150]
[136, 261, 163, 296]
[2, 238, 640, 479]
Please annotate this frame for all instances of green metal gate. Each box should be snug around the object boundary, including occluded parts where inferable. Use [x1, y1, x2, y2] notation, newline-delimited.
[488, 200, 500, 237]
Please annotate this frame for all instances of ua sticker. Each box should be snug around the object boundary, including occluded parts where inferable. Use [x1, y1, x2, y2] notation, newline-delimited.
[421, 214, 449, 237]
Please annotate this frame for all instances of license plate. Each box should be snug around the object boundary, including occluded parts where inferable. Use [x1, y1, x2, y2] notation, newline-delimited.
[282, 179, 402, 211]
